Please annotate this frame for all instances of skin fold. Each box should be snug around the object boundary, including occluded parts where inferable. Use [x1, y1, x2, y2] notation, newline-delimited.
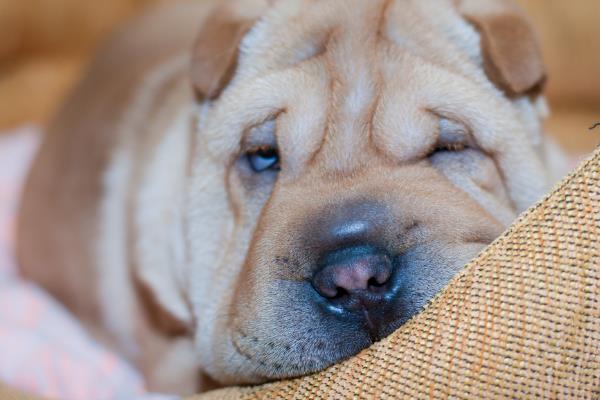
[18, 0, 561, 394]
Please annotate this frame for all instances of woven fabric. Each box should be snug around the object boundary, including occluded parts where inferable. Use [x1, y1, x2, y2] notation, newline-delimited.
[193, 147, 600, 400]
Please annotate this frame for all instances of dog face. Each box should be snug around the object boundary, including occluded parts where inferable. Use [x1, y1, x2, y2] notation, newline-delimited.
[147, 0, 551, 385]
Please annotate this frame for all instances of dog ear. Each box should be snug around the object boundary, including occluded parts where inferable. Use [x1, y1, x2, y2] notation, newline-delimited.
[458, 0, 546, 97]
[191, 1, 268, 100]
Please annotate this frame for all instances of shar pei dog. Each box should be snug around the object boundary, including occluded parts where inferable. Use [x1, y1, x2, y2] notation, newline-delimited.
[18, 0, 564, 394]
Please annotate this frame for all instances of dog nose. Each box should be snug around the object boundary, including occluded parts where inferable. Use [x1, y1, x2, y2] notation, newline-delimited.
[305, 200, 402, 334]
[312, 246, 394, 309]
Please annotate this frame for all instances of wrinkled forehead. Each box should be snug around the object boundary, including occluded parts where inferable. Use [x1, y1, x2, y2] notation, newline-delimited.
[237, 0, 488, 84]
[203, 0, 506, 149]
[198, 0, 546, 208]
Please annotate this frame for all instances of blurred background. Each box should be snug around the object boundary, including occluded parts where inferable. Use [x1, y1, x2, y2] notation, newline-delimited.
[0, 0, 598, 154]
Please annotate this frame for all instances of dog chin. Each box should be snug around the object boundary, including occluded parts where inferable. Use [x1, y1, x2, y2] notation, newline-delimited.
[226, 329, 371, 383]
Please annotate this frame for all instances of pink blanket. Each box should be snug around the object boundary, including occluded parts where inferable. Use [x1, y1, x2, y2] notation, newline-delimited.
[0, 127, 175, 400]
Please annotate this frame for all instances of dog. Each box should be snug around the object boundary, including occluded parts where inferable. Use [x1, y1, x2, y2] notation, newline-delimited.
[17, 0, 564, 394]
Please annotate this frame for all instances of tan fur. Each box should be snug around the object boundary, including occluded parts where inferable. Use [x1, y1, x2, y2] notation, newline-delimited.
[17, 0, 562, 394]
[18, 0, 217, 393]
[191, 0, 270, 99]
[459, 0, 546, 96]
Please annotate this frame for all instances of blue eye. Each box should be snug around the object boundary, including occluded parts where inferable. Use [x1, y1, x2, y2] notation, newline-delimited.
[246, 146, 280, 172]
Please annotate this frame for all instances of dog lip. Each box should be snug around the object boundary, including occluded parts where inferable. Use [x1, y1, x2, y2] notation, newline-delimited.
[359, 304, 378, 341]
[230, 271, 406, 380]
[230, 327, 370, 381]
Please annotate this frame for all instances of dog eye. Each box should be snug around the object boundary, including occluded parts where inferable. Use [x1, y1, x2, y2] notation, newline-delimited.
[431, 118, 470, 155]
[433, 142, 467, 153]
[246, 146, 280, 172]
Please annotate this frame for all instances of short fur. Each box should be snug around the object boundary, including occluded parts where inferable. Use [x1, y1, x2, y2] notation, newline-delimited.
[18, 0, 561, 394]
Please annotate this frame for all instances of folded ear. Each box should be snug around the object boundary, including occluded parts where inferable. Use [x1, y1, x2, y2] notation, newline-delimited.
[191, 0, 268, 100]
[458, 0, 546, 97]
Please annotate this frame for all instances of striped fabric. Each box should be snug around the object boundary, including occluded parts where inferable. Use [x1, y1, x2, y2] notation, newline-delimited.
[193, 147, 600, 399]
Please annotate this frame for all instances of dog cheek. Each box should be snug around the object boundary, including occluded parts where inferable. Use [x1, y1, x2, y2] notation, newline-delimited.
[398, 242, 486, 317]
[184, 162, 241, 368]
[196, 171, 281, 380]
[430, 150, 516, 226]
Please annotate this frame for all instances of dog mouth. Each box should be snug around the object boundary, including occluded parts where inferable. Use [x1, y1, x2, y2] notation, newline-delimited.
[227, 245, 414, 381]
[229, 329, 337, 380]
[229, 325, 374, 381]
[226, 240, 490, 383]
[229, 308, 408, 382]
[225, 193, 496, 383]
[228, 268, 409, 381]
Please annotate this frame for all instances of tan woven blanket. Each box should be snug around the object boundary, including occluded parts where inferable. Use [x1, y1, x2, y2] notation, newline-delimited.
[193, 147, 600, 399]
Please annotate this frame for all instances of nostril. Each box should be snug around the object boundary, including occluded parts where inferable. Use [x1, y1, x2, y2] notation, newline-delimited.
[330, 287, 349, 300]
[312, 281, 350, 300]
[371, 266, 392, 287]
[367, 276, 383, 288]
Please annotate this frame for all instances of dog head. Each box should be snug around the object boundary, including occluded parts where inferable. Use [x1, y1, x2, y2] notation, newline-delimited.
[143, 0, 552, 385]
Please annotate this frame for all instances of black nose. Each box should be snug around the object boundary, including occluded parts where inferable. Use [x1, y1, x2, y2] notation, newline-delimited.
[312, 246, 395, 311]
[307, 201, 401, 328]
